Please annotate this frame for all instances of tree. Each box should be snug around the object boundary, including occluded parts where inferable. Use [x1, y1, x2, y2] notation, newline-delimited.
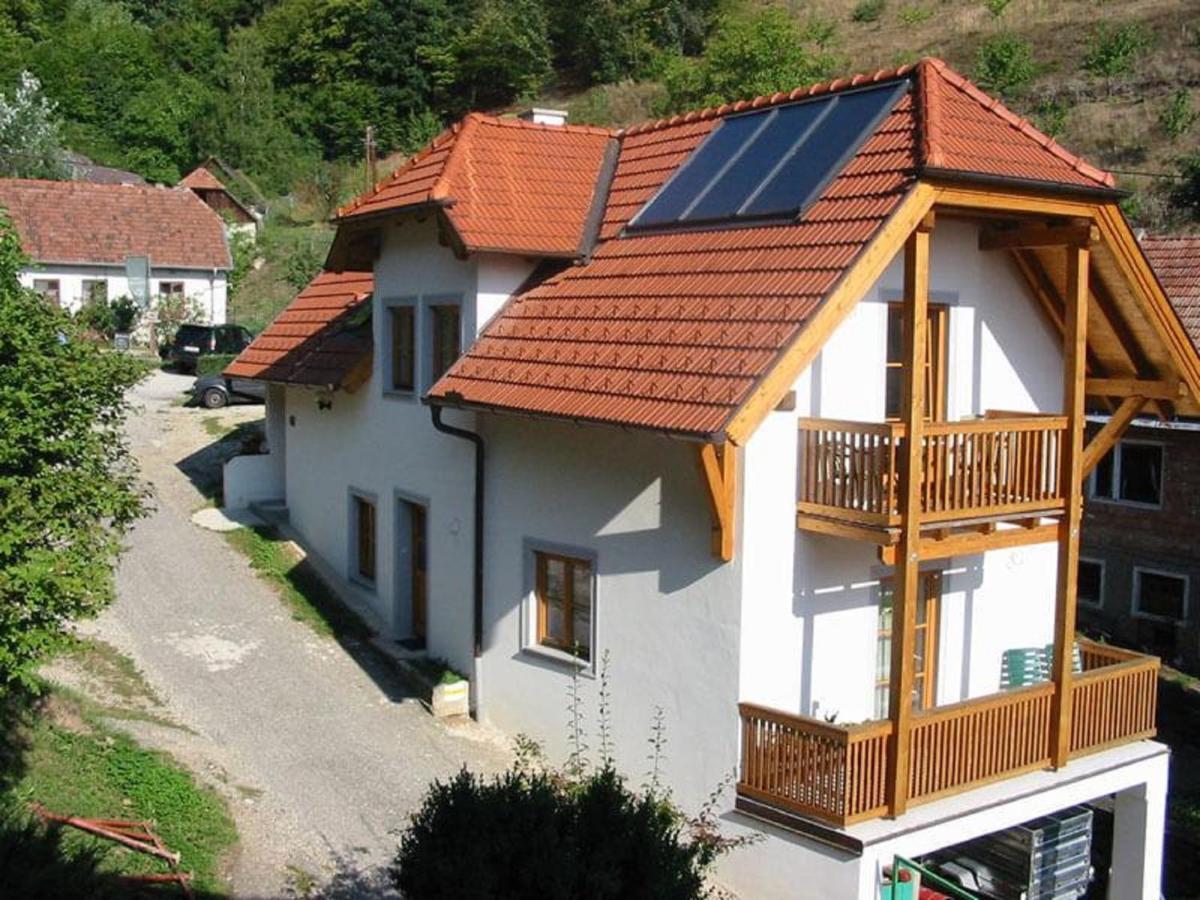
[660, 6, 839, 112]
[973, 33, 1037, 99]
[0, 70, 64, 179]
[0, 218, 147, 686]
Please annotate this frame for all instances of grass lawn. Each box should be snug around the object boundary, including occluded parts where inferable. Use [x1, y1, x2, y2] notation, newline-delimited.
[225, 525, 372, 640]
[0, 676, 236, 895]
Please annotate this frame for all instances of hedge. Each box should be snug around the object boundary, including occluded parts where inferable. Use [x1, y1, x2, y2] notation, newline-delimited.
[196, 353, 238, 376]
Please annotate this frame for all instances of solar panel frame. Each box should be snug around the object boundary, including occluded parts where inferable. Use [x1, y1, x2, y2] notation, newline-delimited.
[624, 79, 910, 235]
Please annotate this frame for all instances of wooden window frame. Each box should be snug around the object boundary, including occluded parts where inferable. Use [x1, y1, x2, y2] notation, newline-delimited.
[534, 550, 593, 662]
[429, 303, 461, 383]
[1077, 557, 1105, 608]
[885, 301, 948, 422]
[351, 493, 377, 586]
[1089, 439, 1164, 509]
[1132, 566, 1187, 623]
[875, 571, 941, 718]
[388, 304, 416, 393]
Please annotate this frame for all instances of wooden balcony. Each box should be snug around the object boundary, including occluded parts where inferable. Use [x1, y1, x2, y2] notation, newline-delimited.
[796, 414, 1067, 547]
[737, 639, 1158, 828]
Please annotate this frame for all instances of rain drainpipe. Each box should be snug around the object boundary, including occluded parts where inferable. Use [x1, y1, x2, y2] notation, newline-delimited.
[429, 406, 485, 669]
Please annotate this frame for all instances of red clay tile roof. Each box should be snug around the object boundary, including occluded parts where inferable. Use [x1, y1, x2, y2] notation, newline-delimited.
[1141, 235, 1200, 350]
[427, 59, 1117, 438]
[225, 270, 373, 387]
[0, 178, 231, 269]
[338, 114, 614, 257]
[179, 166, 227, 191]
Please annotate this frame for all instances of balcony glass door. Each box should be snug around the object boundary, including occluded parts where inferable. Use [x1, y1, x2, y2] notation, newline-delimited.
[874, 571, 941, 719]
[885, 303, 948, 421]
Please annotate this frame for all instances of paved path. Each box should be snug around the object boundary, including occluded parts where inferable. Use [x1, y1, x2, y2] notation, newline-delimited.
[80, 371, 510, 898]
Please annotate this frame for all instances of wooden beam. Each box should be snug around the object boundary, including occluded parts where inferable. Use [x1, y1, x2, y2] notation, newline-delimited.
[796, 512, 896, 546]
[1081, 396, 1146, 478]
[1050, 243, 1089, 769]
[724, 184, 938, 445]
[340, 351, 374, 393]
[886, 220, 932, 818]
[979, 223, 1098, 252]
[1084, 378, 1182, 400]
[698, 442, 737, 562]
[1089, 267, 1171, 421]
[877, 523, 1058, 565]
[931, 183, 1101, 219]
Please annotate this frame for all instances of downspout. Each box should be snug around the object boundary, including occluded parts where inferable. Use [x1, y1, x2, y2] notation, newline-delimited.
[429, 404, 485, 668]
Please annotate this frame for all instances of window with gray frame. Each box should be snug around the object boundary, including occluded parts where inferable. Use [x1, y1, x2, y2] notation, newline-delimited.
[430, 304, 461, 382]
[352, 494, 377, 585]
[1091, 441, 1163, 506]
[389, 305, 416, 392]
[33, 279, 60, 306]
[81, 279, 107, 304]
[1133, 568, 1187, 622]
[1077, 559, 1104, 607]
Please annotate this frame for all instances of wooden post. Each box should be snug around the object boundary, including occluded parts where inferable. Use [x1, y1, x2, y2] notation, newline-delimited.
[886, 214, 933, 816]
[1050, 241, 1089, 768]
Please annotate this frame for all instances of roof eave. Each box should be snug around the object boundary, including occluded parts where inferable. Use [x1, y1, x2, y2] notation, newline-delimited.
[921, 167, 1128, 202]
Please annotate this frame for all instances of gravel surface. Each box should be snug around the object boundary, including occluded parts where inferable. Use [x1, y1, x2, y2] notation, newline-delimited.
[77, 370, 511, 898]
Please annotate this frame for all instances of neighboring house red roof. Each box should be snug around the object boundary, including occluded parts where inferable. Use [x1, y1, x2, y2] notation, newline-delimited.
[425, 58, 1117, 438]
[0, 179, 231, 269]
[225, 270, 373, 388]
[179, 165, 228, 191]
[338, 114, 615, 257]
[1141, 235, 1200, 350]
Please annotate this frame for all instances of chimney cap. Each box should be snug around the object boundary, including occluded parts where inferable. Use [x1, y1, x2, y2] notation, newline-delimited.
[518, 107, 569, 127]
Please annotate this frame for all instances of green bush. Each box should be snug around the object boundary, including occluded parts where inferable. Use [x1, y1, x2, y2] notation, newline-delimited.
[898, 4, 933, 26]
[197, 353, 238, 376]
[1171, 154, 1200, 220]
[1160, 88, 1197, 141]
[75, 294, 115, 337]
[1083, 22, 1151, 80]
[110, 296, 139, 333]
[393, 767, 721, 900]
[852, 0, 886, 23]
[974, 33, 1038, 98]
[984, 0, 1013, 16]
[1033, 99, 1070, 138]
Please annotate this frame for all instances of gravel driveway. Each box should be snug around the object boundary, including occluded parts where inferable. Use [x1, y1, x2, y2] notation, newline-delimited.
[77, 370, 511, 897]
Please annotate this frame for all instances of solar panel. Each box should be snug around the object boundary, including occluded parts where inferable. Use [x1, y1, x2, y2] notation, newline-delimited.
[628, 81, 907, 232]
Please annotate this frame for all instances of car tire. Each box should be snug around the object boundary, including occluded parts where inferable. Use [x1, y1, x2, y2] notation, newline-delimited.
[202, 387, 228, 409]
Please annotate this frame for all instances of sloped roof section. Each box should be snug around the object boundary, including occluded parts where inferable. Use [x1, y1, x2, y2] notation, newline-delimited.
[179, 166, 227, 191]
[225, 270, 373, 388]
[0, 178, 231, 269]
[1141, 235, 1200, 350]
[338, 115, 614, 257]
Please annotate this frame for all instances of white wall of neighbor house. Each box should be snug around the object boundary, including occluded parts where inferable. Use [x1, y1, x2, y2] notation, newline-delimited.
[477, 414, 744, 814]
[737, 218, 1066, 727]
[282, 218, 535, 680]
[19, 263, 228, 322]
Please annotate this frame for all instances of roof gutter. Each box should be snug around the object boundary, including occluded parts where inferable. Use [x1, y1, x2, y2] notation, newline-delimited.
[429, 406, 486, 660]
[922, 167, 1129, 202]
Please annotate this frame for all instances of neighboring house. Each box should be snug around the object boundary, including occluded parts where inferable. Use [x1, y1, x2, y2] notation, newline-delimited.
[0, 178, 231, 320]
[63, 151, 145, 186]
[1078, 234, 1200, 671]
[179, 163, 261, 237]
[226, 59, 1199, 899]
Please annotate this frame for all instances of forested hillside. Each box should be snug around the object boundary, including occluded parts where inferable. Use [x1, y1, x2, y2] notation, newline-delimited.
[2, 0, 1199, 322]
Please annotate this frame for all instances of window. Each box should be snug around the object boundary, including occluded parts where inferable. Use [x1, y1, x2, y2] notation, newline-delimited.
[430, 304, 461, 382]
[875, 572, 940, 719]
[535, 551, 592, 661]
[389, 306, 415, 391]
[1134, 568, 1187, 622]
[352, 495, 376, 585]
[158, 281, 185, 298]
[33, 279, 60, 306]
[1078, 559, 1104, 608]
[1091, 441, 1163, 506]
[885, 303, 948, 421]
[81, 279, 107, 304]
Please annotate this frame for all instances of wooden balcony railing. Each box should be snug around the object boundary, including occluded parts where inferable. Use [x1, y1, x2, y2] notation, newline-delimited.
[796, 414, 1067, 528]
[738, 639, 1158, 828]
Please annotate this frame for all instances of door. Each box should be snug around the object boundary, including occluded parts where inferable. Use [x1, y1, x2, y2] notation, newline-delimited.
[885, 302, 948, 421]
[397, 499, 428, 642]
[875, 572, 941, 719]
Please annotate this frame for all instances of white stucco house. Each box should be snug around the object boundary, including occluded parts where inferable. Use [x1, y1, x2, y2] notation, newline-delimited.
[0, 177, 231, 321]
[225, 59, 1200, 899]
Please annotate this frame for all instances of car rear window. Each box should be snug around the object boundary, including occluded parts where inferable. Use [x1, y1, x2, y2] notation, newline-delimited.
[176, 325, 210, 346]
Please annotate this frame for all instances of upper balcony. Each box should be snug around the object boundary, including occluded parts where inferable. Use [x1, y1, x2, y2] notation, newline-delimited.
[737, 638, 1159, 829]
[796, 412, 1067, 558]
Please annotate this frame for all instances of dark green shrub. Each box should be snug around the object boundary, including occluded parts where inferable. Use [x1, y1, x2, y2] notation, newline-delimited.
[852, 0, 886, 23]
[392, 767, 721, 900]
[75, 294, 115, 337]
[197, 353, 238, 376]
[1160, 89, 1197, 141]
[1171, 154, 1200, 220]
[974, 33, 1038, 98]
[0, 805, 116, 899]
[984, 0, 1012, 16]
[1083, 22, 1151, 80]
[110, 296, 140, 333]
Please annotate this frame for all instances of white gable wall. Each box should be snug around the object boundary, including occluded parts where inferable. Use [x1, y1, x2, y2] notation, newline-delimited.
[19, 263, 227, 322]
[738, 218, 1066, 727]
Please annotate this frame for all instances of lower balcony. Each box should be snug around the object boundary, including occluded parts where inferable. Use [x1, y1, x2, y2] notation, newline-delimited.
[737, 639, 1158, 829]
